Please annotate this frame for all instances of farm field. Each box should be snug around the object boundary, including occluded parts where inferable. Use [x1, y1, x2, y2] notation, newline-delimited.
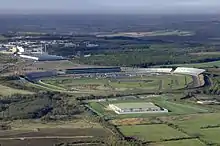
[163, 60, 220, 68]
[41, 74, 192, 94]
[0, 120, 111, 146]
[0, 138, 99, 146]
[118, 124, 189, 142]
[190, 52, 220, 56]
[7, 119, 103, 130]
[110, 118, 159, 126]
[0, 84, 33, 96]
[152, 139, 205, 146]
[159, 113, 220, 145]
[96, 30, 194, 37]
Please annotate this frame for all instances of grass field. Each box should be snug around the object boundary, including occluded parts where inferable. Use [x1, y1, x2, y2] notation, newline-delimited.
[0, 138, 98, 146]
[152, 139, 205, 146]
[162, 60, 220, 68]
[8, 119, 103, 130]
[190, 52, 220, 56]
[118, 124, 188, 142]
[159, 113, 220, 145]
[0, 84, 33, 96]
[0, 119, 111, 146]
[97, 30, 193, 37]
[42, 74, 192, 94]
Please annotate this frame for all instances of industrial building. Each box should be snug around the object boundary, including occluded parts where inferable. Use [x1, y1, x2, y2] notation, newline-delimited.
[65, 67, 121, 74]
[109, 102, 168, 114]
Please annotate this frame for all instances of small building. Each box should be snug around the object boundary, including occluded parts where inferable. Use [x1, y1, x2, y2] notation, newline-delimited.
[109, 102, 168, 114]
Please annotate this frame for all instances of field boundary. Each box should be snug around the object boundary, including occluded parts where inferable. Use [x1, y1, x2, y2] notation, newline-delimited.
[158, 118, 207, 145]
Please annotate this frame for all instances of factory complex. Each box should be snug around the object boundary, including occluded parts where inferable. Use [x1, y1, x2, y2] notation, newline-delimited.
[0, 42, 66, 61]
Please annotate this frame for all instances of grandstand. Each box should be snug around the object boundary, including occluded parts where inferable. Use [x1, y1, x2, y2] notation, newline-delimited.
[122, 67, 173, 73]
[25, 71, 58, 80]
[137, 68, 173, 73]
[173, 67, 206, 87]
[20, 54, 66, 61]
[173, 67, 205, 76]
[65, 67, 121, 74]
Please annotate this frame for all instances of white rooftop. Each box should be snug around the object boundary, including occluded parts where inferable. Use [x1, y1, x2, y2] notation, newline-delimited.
[174, 67, 205, 76]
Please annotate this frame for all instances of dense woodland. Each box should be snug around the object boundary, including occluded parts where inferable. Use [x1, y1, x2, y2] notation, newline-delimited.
[0, 91, 83, 121]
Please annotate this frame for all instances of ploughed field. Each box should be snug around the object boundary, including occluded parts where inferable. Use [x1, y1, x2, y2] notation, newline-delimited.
[0, 128, 111, 146]
[41, 74, 192, 94]
[0, 119, 112, 146]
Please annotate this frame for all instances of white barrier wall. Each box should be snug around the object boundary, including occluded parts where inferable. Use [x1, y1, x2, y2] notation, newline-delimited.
[137, 68, 173, 73]
[174, 67, 205, 76]
[19, 54, 39, 60]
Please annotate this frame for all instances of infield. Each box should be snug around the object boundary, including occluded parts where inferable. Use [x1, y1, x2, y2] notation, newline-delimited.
[41, 74, 192, 95]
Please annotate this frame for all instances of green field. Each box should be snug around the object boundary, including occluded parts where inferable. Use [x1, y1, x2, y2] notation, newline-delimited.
[0, 84, 33, 96]
[118, 124, 188, 142]
[162, 60, 220, 68]
[153, 139, 205, 146]
[42, 74, 192, 94]
[159, 113, 220, 145]
[97, 30, 194, 37]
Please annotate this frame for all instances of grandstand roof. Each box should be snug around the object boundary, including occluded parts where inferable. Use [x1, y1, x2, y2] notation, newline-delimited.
[174, 67, 205, 76]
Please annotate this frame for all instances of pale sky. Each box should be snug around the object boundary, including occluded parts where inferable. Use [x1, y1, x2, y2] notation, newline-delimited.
[0, 0, 219, 14]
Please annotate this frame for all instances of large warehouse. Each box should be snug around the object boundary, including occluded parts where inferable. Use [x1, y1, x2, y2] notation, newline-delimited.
[109, 102, 168, 114]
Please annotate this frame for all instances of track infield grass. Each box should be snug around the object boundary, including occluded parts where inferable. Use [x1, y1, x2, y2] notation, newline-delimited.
[42, 75, 192, 94]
